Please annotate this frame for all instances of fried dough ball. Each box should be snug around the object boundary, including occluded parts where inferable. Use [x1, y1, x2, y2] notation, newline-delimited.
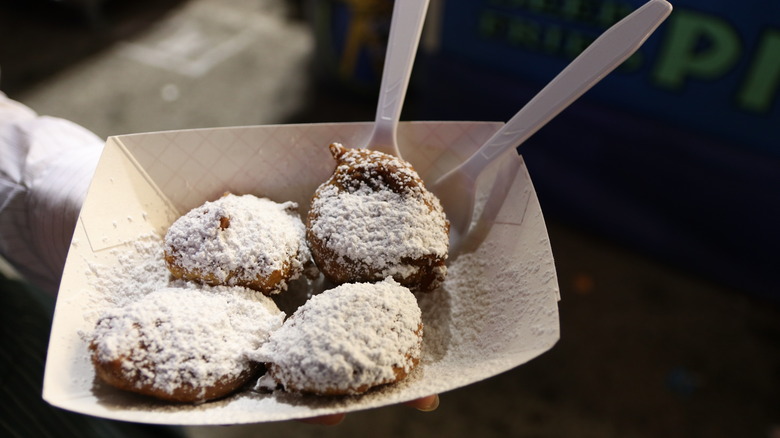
[306, 143, 449, 291]
[253, 278, 423, 395]
[164, 193, 310, 295]
[88, 285, 285, 403]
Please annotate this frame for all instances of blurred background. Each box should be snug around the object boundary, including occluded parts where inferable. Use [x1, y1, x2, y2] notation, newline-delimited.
[1, 0, 778, 436]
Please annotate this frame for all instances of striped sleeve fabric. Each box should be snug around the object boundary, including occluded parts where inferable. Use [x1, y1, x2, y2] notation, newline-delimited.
[0, 93, 103, 296]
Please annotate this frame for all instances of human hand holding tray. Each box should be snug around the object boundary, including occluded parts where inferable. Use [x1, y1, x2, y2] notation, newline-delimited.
[43, 121, 560, 425]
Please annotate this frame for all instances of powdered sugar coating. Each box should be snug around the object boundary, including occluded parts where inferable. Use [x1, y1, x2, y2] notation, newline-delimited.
[89, 285, 284, 402]
[252, 278, 423, 395]
[164, 194, 310, 294]
[307, 144, 449, 291]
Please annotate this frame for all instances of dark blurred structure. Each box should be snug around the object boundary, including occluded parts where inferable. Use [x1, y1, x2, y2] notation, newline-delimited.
[0, 0, 186, 93]
[308, 0, 780, 302]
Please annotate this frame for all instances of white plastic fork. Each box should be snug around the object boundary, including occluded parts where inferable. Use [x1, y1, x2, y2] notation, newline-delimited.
[365, 0, 430, 157]
[430, 0, 673, 250]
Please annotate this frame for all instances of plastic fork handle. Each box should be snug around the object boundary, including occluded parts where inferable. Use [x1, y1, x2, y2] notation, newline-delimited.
[458, 0, 672, 179]
[369, 0, 430, 152]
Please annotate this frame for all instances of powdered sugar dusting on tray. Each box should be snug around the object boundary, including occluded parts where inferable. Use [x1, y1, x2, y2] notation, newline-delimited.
[418, 238, 559, 380]
[81, 233, 171, 324]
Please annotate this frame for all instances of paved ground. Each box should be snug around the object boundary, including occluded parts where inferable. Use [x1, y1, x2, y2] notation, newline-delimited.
[2, 1, 778, 437]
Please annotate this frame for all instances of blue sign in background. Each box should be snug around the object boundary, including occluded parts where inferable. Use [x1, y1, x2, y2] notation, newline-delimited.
[413, 0, 780, 301]
[438, 0, 780, 158]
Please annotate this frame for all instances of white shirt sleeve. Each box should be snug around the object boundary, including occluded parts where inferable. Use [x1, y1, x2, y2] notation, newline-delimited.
[0, 92, 104, 296]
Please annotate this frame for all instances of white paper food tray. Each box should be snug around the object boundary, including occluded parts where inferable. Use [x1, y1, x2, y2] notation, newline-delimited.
[43, 121, 560, 425]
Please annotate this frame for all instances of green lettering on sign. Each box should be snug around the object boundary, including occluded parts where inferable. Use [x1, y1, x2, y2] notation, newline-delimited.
[653, 10, 741, 89]
[737, 29, 780, 113]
